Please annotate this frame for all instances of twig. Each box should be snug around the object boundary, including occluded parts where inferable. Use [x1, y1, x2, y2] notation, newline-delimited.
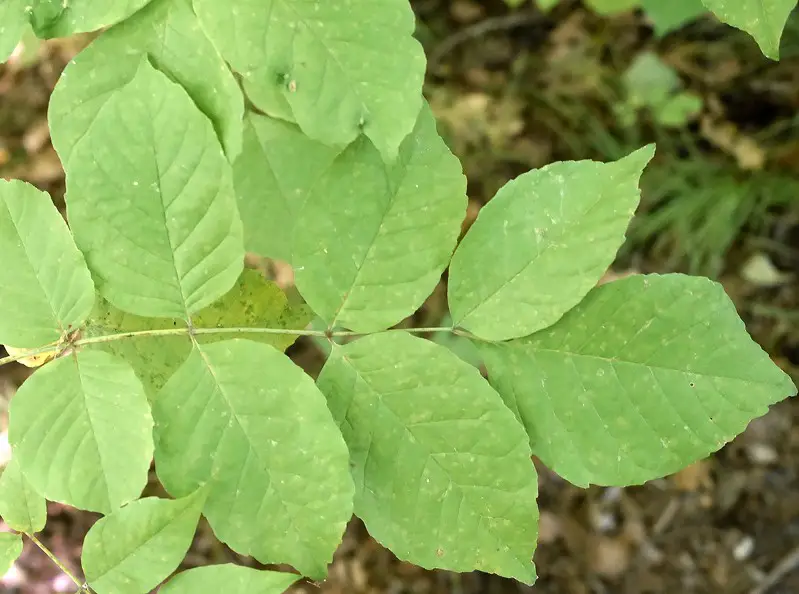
[428, 11, 545, 68]
[749, 544, 799, 594]
[25, 532, 91, 592]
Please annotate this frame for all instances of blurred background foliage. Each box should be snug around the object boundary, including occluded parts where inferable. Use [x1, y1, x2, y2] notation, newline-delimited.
[1, 1, 799, 592]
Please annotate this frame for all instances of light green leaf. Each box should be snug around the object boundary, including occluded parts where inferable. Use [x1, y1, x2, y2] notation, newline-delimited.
[641, 0, 707, 35]
[0, 457, 47, 533]
[154, 340, 353, 579]
[30, 0, 152, 37]
[0, 0, 27, 62]
[448, 145, 655, 342]
[9, 351, 154, 513]
[480, 273, 797, 488]
[0, 179, 95, 348]
[623, 52, 681, 109]
[160, 565, 299, 594]
[701, 0, 796, 59]
[193, 0, 427, 161]
[83, 269, 312, 398]
[47, 0, 243, 159]
[82, 489, 206, 594]
[584, 0, 640, 14]
[294, 105, 467, 332]
[536, 0, 560, 11]
[52, 58, 244, 319]
[0, 532, 22, 574]
[317, 332, 539, 584]
[233, 113, 341, 262]
[656, 92, 703, 127]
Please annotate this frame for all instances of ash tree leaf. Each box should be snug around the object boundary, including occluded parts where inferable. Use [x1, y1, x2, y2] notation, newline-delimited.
[0, 532, 22, 574]
[83, 269, 312, 398]
[0, 457, 47, 533]
[29, 0, 153, 38]
[294, 105, 467, 332]
[701, 0, 796, 59]
[0, 179, 95, 348]
[153, 340, 353, 579]
[317, 331, 539, 584]
[81, 489, 206, 594]
[233, 113, 341, 262]
[9, 350, 154, 514]
[160, 565, 299, 594]
[641, 0, 707, 36]
[51, 57, 244, 319]
[0, 0, 27, 62]
[47, 0, 243, 159]
[193, 0, 427, 161]
[448, 145, 655, 342]
[480, 273, 797, 488]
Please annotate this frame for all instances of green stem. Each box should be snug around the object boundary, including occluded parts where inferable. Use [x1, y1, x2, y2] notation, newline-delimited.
[0, 325, 474, 368]
[25, 532, 90, 592]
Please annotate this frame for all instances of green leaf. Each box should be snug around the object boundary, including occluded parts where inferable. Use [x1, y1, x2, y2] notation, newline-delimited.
[83, 269, 312, 398]
[656, 92, 703, 127]
[317, 332, 539, 584]
[30, 0, 152, 37]
[154, 340, 353, 579]
[0, 179, 95, 348]
[47, 0, 243, 159]
[641, 0, 707, 35]
[52, 58, 244, 319]
[193, 0, 427, 161]
[0, 532, 22, 574]
[701, 0, 796, 59]
[584, 0, 640, 15]
[233, 113, 341, 262]
[623, 52, 682, 109]
[536, 0, 560, 11]
[480, 273, 797, 488]
[81, 489, 206, 594]
[9, 351, 154, 513]
[0, 0, 27, 62]
[0, 457, 47, 533]
[160, 565, 299, 594]
[448, 145, 655, 342]
[294, 105, 467, 332]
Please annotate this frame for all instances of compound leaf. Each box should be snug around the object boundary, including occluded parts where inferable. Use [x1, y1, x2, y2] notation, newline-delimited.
[701, 0, 796, 59]
[154, 340, 353, 579]
[83, 269, 312, 398]
[641, 0, 707, 35]
[294, 105, 467, 332]
[317, 332, 539, 584]
[0, 532, 22, 575]
[0, 179, 95, 348]
[480, 274, 797, 488]
[81, 490, 206, 594]
[9, 351, 154, 514]
[0, 457, 47, 533]
[448, 145, 654, 342]
[47, 0, 243, 159]
[29, 0, 153, 38]
[0, 0, 27, 62]
[233, 113, 341, 262]
[193, 0, 426, 161]
[160, 565, 299, 594]
[53, 58, 244, 319]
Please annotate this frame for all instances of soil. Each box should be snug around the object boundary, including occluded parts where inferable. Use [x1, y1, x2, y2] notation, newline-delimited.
[1, 2, 799, 593]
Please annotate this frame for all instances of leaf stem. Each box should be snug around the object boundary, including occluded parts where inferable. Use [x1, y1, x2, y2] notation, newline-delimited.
[25, 532, 91, 592]
[0, 325, 482, 369]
